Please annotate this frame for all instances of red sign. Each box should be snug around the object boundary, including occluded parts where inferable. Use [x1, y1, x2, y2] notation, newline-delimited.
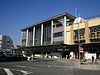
[80, 47, 84, 52]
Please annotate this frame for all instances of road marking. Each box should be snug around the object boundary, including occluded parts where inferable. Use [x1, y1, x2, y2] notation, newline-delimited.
[14, 65, 27, 68]
[10, 68, 32, 75]
[2, 67, 32, 75]
[48, 65, 51, 67]
[20, 70, 32, 75]
[13, 65, 33, 69]
[14, 64, 72, 68]
[3, 68, 14, 75]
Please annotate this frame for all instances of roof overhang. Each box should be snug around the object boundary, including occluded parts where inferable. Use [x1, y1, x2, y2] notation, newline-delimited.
[19, 42, 100, 53]
[21, 12, 75, 31]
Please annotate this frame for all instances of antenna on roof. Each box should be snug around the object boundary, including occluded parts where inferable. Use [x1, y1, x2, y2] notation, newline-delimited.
[75, 8, 81, 17]
[75, 8, 77, 17]
[78, 13, 81, 17]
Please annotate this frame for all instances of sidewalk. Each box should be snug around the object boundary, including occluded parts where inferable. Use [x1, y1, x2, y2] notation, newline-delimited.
[51, 58, 100, 70]
[74, 59, 100, 70]
[80, 64, 100, 70]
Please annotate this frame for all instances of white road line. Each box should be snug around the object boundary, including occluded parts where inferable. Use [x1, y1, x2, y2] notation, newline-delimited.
[3, 68, 14, 75]
[2, 67, 32, 75]
[13, 65, 33, 69]
[48, 65, 51, 67]
[14, 65, 27, 68]
[20, 70, 32, 75]
[10, 68, 32, 75]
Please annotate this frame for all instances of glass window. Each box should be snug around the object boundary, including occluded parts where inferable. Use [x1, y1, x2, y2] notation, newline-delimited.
[97, 32, 100, 38]
[0, 35, 2, 40]
[56, 24, 62, 27]
[0, 40, 2, 44]
[89, 25, 100, 32]
[74, 28, 85, 40]
[89, 25, 100, 39]
[91, 33, 95, 39]
[54, 32, 63, 37]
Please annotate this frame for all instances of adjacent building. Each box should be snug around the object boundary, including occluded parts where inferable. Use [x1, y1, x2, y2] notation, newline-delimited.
[0, 35, 13, 56]
[21, 12, 100, 59]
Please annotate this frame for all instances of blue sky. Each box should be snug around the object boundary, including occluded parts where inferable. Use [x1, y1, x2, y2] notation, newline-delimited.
[0, 0, 100, 45]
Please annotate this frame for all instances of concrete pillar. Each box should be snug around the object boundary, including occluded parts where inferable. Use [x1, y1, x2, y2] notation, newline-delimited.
[51, 20, 53, 44]
[85, 21, 90, 43]
[31, 54, 34, 60]
[33, 27, 35, 46]
[64, 16, 67, 44]
[41, 52, 43, 58]
[41, 24, 43, 45]
[70, 25, 74, 44]
[46, 52, 48, 58]
[26, 29, 29, 46]
[21, 32, 23, 46]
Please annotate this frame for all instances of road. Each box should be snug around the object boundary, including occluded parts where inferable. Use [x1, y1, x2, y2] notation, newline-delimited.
[0, 59, 100, 75]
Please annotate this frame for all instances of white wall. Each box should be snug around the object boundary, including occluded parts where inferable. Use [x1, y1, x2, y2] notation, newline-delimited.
[84, 52, 96, 60]
[70, 52, 75, 59]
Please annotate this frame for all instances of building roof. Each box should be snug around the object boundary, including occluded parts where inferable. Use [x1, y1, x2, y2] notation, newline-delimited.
[73, 17, 86, 24]
[21, 12, 75, 31]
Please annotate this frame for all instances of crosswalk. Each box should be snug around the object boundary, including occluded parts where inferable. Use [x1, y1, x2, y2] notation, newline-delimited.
[0, 59, 77, 75]
[4, 68, 14, 75]
[0, 68, 32, 75]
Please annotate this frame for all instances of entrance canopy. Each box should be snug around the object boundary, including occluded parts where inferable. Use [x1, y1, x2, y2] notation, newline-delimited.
[20, 44, 78, 53]
[19, 42, 100, 53]
[82, 42, 100, 53]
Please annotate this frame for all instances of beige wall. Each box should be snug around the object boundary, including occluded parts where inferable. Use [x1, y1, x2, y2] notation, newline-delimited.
[88, 18, 100, 27]
[65, 18, 100, 44]
[65, 25, 74, 44]
[66, 31, 71, 44]
[73, 22, 85, 30]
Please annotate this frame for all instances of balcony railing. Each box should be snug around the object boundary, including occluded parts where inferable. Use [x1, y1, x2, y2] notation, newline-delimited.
[89, 32, 100, 39]
[74, 35, 85, 41]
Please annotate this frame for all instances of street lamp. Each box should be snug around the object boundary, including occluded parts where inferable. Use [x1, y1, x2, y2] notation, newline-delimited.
[74, 16, 84, 64]
[78, 22, 81, 64]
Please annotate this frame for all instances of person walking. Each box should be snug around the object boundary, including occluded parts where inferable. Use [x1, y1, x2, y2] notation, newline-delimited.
[92, 56, 95, 64]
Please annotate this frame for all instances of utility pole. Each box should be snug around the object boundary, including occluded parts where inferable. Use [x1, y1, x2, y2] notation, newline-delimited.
[78, 25, 81, 64]
[75, 8, 81, 64]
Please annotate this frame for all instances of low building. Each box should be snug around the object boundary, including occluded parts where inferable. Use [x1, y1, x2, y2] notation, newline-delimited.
[20, 12, 100, 59]
[12, 44, 21, 55]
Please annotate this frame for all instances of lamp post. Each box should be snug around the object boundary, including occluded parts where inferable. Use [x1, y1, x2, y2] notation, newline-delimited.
[78, 23, 81, 64]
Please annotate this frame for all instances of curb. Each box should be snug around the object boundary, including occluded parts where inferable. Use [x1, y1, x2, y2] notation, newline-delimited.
[80, 64, 100, 70]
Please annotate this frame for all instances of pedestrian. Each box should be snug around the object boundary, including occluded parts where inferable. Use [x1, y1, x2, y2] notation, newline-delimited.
[92, 56, 94, 64]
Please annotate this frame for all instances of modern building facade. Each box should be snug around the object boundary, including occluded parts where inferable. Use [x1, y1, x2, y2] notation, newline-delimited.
[0, 35, 13, 56]
[21, 12, 100, 59]
[21, 12, 75, 46]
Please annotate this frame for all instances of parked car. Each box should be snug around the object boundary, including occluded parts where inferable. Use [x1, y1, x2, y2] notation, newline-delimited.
[0, 52, 27, 62]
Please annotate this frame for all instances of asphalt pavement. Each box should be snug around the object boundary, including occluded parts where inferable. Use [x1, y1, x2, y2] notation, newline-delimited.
[0, 59, 100, 75]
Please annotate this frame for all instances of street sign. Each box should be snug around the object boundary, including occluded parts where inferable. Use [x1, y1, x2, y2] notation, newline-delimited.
[79, 46, 84, 53]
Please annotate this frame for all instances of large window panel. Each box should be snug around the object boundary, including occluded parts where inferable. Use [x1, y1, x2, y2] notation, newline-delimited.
[35, 26, 41, 46]
[89, 25, 100, 39]
[54, 32, 63, 37]
[43, 24, 51, 45]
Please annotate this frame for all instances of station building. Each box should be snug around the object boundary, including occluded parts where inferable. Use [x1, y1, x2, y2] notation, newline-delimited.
[21, 12, 100, 59]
